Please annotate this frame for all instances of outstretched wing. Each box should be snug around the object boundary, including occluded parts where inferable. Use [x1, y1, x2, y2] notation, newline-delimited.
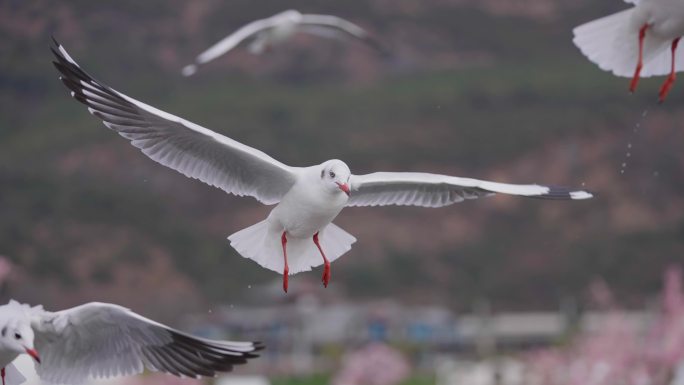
[298, 14, 389, 54]
[52, 39, 298, 205]
[347, 172, 593, 207]
[32, 302, 263, 384]
[182, 17, 279, 76]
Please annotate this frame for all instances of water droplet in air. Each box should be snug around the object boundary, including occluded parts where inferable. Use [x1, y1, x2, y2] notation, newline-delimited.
[248, 285, 252, 289]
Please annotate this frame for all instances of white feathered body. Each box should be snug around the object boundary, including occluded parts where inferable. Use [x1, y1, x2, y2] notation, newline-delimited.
[268, 20, 300, 44]
[573, 0, 684, 77]
[248, 11, 302, 54]
[229, 167, 356, 275]
[271, 168, 347, 237]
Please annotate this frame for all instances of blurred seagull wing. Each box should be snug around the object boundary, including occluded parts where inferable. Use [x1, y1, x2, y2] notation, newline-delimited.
[192, 18, 279, 66]
[52, 39, 297, 205]
[299, 14, 367, 38]
[298, 14, 387, 53]
[348, 172, 593, 208]
[32, 302, 263, 384]
[297, 25, 350, 40]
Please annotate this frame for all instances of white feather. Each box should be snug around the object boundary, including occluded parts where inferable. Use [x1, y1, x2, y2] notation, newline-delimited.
[347, 172, 592, 208]
[53, 42, 298, 205]
[298, 14, 369, 39]
[229, 221, 356, 274]
[22, 302, 261, 384]
[194, 17, 283, 65]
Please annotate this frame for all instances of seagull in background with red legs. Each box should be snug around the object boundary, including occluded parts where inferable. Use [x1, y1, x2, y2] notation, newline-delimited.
[574, 0, 684, 103]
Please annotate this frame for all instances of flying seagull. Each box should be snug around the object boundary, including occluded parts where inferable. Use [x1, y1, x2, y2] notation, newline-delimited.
[573, 0, 684, 102]
[51, 39, 593, 293]
[0, 300, 262, 385]
[181, 9, 387, 76]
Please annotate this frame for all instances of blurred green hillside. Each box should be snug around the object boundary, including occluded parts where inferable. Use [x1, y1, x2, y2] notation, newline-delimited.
[2, 0, 684, 318]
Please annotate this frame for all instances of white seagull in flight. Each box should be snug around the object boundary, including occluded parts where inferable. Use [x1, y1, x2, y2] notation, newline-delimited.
[573, 0, 684, 102]
[52, 39, 593, 293]
[0, 300, 262, 385]
[181, 9, 387, 76]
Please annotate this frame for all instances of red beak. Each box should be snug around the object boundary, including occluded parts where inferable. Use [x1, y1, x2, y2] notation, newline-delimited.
[25, 348, 40, 364]
[336, 182, 351, 196]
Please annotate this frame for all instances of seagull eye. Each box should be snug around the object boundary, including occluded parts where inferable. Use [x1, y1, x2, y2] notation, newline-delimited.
[329, 171, 336, 178]
[14, 333, 21, 340]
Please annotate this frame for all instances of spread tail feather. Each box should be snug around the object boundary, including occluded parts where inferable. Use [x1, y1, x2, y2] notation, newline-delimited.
[573, 8, 672, 78]
[5, 363, 26, 385]
[228, 221, 356, 275]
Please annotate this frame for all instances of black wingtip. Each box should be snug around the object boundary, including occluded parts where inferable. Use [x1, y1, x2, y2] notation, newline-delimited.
[253, 341, 266, 351]
[50, 37, 67, 64]
[535, 186, 594, 201]
[50, 40, 61, 62]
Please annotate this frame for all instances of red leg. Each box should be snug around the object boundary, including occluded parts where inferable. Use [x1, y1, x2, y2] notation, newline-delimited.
[630, 24, 649, 93]
[2, 367, 5, 385]
[313, 232, 330, 288]
[281, 232, 289, 293]
[659, 37, 681, 103]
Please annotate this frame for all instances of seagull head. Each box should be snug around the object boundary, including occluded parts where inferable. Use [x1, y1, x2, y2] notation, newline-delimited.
[0, 319, 40, 363]
[320, 160, 351, 197]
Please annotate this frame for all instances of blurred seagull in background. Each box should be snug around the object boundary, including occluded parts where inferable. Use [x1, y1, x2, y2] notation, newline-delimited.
[573, 0, 684, 102]
[0, 300, 262, 385]
[181, 9, 388, 76]
[52, 39, 593, 294]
